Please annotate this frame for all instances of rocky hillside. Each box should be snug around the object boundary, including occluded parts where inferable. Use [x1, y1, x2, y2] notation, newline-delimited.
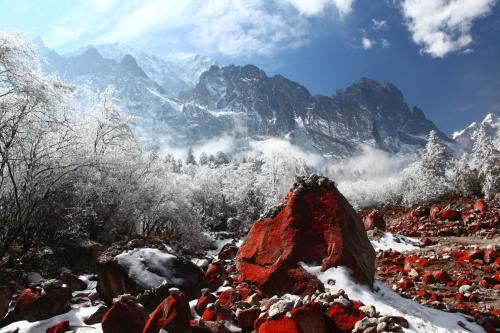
[1, 176, 496, 333]
[38, 41, 458, 157]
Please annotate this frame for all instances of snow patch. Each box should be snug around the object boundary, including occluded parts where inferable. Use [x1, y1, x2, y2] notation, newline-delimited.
[371, 233, 420, 252]
[115, 248, 179, 289]
[0, 306, 103, 333]
[300, 264, 485, 333]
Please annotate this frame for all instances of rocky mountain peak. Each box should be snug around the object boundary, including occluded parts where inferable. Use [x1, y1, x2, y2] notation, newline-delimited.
[119, 54, 148, 78]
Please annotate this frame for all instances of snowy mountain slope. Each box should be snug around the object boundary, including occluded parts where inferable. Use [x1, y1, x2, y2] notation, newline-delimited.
[453, 113, 500, 151]
[67, 43, 217, 97]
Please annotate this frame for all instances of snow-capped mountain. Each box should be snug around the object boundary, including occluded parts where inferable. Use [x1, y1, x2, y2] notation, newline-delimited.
[38, 41, 457, 157]
[185, 65, 455, 157]
[452, 113, 500, 151]
[66, 43, 218, 97]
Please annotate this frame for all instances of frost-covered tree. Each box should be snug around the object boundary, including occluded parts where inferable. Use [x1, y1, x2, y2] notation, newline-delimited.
[401, 131, 450, 204]
[186, 147, 196, 165]
[452, 154, 481, 197]
[0, 32, 78, 255]
[473, 126, 499, 199]
[421, 130, 448, 178]
[199, 152, 208, 165]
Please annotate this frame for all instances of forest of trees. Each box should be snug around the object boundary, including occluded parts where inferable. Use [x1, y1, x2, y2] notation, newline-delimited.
[0, 32, 498, 259]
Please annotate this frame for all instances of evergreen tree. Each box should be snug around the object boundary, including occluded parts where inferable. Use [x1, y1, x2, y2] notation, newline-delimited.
[186, 147, 197, 165]
[452, 154, 481, 197]
[421, 130, 448, 179]
[473, 126, 499, 199]
[199, 152, 208, 165]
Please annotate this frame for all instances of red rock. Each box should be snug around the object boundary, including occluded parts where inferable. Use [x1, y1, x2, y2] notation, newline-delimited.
[205, 262, 228, 291]
[422, 272, 435, 284]
[255, 313, 268, 332]
[429, 293, 442, 302]
[363, 210, 386, 231]
[259, 315, 302, 333]
[3, 282, 72, 324]
[195, 291, 217, 315]
[420, 237, 437, 247]
[326, 301, 365, 332]
[190, 320, 213, 333]
[399, 278, 414, 290]
[142, 292, 192, 333]
[416, 289, 429, 298]
[412, 206, 429, 218]
[432, 270, 452, 284]
[236, 307, 260, 330]
[468, 249, 484, 261]
[218, 243, 238, 261]
[101, 300, 148, 333]
[429, 205, 441, 219]
[218, 288, 241, 309]
[473, 199, 487, 212]
[237, 177, 375, 296]
[484, 249, 498, 264]
[437, 209, 460, 221]
[201, 303, 233, 323]
[46, 320, 70, 333]
[291, 303, 327, 333]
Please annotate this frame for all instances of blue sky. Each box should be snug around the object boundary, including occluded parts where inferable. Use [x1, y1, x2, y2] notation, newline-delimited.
[1, 0, 499, 133]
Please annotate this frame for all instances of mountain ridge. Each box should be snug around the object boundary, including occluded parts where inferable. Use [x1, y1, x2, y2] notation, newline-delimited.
[37, 41, 460, 157]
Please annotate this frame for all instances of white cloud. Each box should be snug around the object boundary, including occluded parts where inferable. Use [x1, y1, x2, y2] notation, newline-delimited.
[284, 0, 354, 17]
[400, 0, 496, 58]
[44, 0, 355, 58]
[372, 18, 387, 30]
[381, 38, 391, 48]
[361, 36, 375, 49]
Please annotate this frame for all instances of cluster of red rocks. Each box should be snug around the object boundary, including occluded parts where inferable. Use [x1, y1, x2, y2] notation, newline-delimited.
[382, 199, 499, 238]
[375, 245, 500, 332]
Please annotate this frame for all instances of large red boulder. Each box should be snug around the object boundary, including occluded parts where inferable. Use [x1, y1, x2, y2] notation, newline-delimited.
[101, 299, 149, 333]
[142, 289, 192, 333]
[237, 175, 375, 296]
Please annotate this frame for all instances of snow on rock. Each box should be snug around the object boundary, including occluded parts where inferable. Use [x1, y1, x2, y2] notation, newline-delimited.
[97, 247, 207, 306]
[301, 264, 486, 333]
[115, 248, 178, 289]
[0, 305, 103, 333]
[370, 232, 420, 252]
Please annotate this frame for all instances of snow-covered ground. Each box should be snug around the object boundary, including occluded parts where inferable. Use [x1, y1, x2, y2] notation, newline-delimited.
[370, 232, 420, 252]
[301, 263, 485, 333]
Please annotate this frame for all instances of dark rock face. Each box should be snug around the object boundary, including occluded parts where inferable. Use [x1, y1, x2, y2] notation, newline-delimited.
[188, 67, 455, 156]
[236, 175, 376, 296]
[96, 247, 207, 307]
[2, 280, 72, 324]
